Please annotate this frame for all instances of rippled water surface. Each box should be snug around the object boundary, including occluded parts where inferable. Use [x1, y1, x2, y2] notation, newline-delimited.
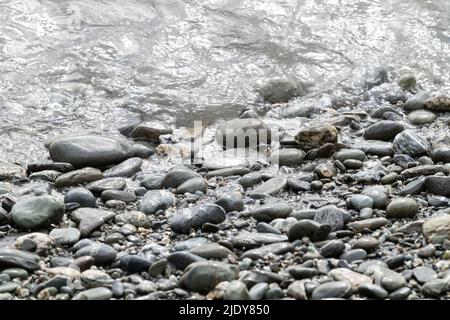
[0, 0, 449, 163]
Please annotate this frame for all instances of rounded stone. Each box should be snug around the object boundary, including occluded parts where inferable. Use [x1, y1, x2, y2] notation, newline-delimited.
[49, 134, 136, 168]
[350, 195, 374, 211]
[250, 202, 292, 222]
[49, 228, 80, 246]
[64, 188, 96, 208]
[11, 196, 65, 230]
[215, 118, 272, 149]
[393, 131, 431, 157]
[352, 237, 380, 252]
[179, 261, 239, 293]
[386, 198, 418, 219]
[358, 283, 388, 299]
[215, 194, 244, 213]
[407, 110, 436, 125]
[363, 121, 404, 141]
[333, 149, 366, 162]
[223, 280, 250, 300]
[311, 281, 350, 300]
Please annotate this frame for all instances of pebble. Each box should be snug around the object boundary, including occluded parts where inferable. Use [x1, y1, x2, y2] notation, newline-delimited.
[242, 242, 293, 260]
[350, 195, 374, 211]
[340, 249, 367, 263]
[130, 120, 172, 141]
[74, 242, 117, 266]
[403, 91, 428, 111]
[238, 172, 262, 189]
[114, 211, 150, 228]
[250, 202, 292, 222]
[313, 205, 347, 231]
[49, 228, 80, 246]
[0, 248, 41, 271]
[1, 268, 28, 280]
[103, 157, 143, 178]
[408, 110, 436, 125]
[101, 189, 136, 203]
[329, 268, 371, 290]
[288, 220, 331, 242]
[215, 118, 272, 148]
[425, 176, 450, 197]
[140, 174, 164, 190]
[223, 280, 250, 300]
[85, 177, 126, 194]
[54, 168, 104, 188]
[232, 232, 288, 249]
[423, 214, 450, 243]
[249, 282, 270, 300]
[270, 149, 304, 167]
[139, 190, 175, 215]
[412, 266, 437, 284]
[71, 208, 115, 237]
[421, 279, 448, 297]
[348, 217, 388, 232]
[248, 176, 287, 198]
[365, 266, 406, 292]
[362, 186, 388, 209]
[363, 121, 404, 141]
[64, 188, 96, 208]
[167, 252, 205, 270]
[319, 240, 346, 258]
[386, 198, 418, 219]
[358, 283, 388, 299]
[190, 243, 236, 260]
[352, 237, 380, 251]
[179, 261, 238, 293]
[393, 131, 431, 157]
[170, 204, 226, 234]
[288, 267, 318, 280]
[215, 193, 244, 213]
[11, 196, 65, 230]
[294, 124, 338, 151]
[333, 149, 365, 162]
[175, 177, 207, 194]
[162, 166, 201, 188]
[311, 281, 351, 300]
[48, 134, 137, 168]
[72, 287, 113, 300]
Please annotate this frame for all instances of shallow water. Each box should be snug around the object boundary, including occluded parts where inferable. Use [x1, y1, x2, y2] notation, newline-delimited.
[0, 0, 449, 163]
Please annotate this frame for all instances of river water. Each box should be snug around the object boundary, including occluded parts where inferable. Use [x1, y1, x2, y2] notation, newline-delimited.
[0, 0, 449, 164]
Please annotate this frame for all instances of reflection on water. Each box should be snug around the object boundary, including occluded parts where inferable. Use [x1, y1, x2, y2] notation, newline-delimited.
[0, 0, 449, 163]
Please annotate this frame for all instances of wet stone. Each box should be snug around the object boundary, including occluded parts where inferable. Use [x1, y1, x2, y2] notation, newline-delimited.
[412, 266, 437, 284]
[311, 281, 351, 300]
[386, 198, 418, 219]
[250, 202, 292, 222]
[64, 188, 96, 208]
[101, 190, 137, 203]
[103, 157, 142, 178]
[319, 240, 345, 258]
[85, 177, 126, 194]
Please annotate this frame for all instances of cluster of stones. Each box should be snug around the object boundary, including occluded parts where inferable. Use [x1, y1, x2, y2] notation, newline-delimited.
[0, 70, 450, 300]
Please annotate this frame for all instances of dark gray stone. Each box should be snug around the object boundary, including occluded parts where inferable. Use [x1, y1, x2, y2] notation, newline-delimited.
[49, 134, 137, 168]
[64, 188, 96, 208]
[170, 204, 226, 234]
[250, 202, 292, 222]
[179, 261, 238, 292]
[311, 281, 350, 300]
[103, 157, 142, 178]
[363, 121, 404, 141]
[139, 190, 175, 215]
[11, 196, 65, 230]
